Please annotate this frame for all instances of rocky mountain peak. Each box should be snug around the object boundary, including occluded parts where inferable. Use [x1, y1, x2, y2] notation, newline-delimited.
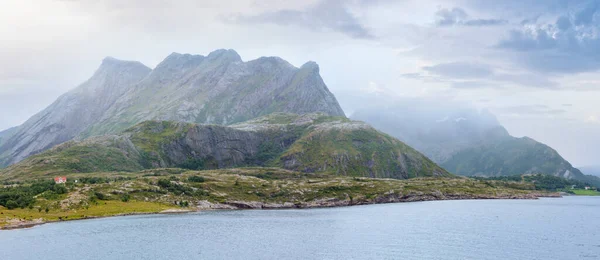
[206, 49, 242, 63]
[154, 53, 205, 71]
[300, 61, 320, 73]
[97, 56, 151, 75]
[0, 49, 346, 167]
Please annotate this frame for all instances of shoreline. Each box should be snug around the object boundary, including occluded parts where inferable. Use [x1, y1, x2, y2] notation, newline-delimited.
[1, 192, 560, 230]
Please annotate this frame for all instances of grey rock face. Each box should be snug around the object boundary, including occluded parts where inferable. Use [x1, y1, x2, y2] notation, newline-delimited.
[0, 50, 345, 166]
[90, 50, 344, 133]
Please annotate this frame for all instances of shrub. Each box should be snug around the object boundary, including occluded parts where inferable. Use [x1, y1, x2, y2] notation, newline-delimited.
[120, 193, 130, 202]
[0, 180, 59, 209]
[5, 200, 18, 210]
[178, 158, 205, 170]
[94, 192, 107, 200]
[187, 176, 205, 183]
[157, 179, 172, 189]
[157, 179, 195, 196]
[53, 185, 68, 194]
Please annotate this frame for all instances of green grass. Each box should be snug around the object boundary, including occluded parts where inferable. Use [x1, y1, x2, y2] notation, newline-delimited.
[0, 167, 549, 229]
[0, 201, 172, 228]
[277, 123, 448, 179]
[570, 189, 600, 196]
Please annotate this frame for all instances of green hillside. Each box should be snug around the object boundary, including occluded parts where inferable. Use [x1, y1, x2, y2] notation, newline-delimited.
[0, 113, 449, 182]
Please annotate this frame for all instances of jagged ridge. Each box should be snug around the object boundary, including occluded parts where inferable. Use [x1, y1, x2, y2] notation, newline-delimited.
[0, 50, 345, 166]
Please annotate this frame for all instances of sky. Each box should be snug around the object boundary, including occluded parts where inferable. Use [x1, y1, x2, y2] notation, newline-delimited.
[1, 0, 599, 166]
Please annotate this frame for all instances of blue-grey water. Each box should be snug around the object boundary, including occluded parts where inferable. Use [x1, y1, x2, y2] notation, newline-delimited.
[1, 197, 599, 260]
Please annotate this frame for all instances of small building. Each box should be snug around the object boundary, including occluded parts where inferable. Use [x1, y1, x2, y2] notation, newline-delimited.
[585, 186, 591, 190]
[54, 176, 67, 184]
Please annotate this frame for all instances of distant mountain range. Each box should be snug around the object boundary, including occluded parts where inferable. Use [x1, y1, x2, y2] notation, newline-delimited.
[0, 49, 344, 167]
[352, 104, 600, 186]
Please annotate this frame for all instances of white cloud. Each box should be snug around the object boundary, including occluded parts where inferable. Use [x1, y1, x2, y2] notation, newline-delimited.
[436, 116, 449, 123]
[361, 81, 388, 95]
[585, 115, 599, 124]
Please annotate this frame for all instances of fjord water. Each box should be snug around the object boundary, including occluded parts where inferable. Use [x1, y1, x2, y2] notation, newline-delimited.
[1, 197, 598, 260]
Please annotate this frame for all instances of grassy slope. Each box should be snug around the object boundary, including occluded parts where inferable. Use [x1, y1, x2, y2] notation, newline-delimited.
[1, 167, 546, 229]
[440, 137, 600, 187]
[442, 137, 600, 187]
[570, 189, 600, 196]
[278, 126, 447, 178]
[0, 113, 449, 181]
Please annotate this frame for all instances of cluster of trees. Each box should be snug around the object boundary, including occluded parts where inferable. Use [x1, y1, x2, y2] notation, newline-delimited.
[78, 176, 133, 184]
[157, 179, 194, 196]
[187, 175, 205, 183]
[473, 174, 593, 191]
[177, 158, 205, 170]
[157, 178, 208, 196]
[0, 180, 67, 210]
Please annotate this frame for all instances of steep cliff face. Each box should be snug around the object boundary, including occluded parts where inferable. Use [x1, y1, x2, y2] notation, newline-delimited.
[1, 114, 449, 181]
[0, 50, 345, 167]
[0, 58, 152, 166]
[86, 50, 344, 135]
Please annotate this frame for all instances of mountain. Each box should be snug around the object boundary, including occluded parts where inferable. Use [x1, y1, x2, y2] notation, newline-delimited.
[0, 49, 344, 167]
[352, 105, 600, 186]
[0, 127, 17, 147]
[579, 165, 600, 177]
[0, 113, 449, 181]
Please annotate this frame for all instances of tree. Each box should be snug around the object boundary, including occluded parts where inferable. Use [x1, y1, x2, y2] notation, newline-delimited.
[187, 176, 205, 183]
[5, 200, 18, 210]
[120, 194, 130, 202]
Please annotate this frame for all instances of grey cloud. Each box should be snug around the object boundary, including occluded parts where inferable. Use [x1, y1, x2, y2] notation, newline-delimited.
[225, 0, 375, 39]
[465, 0, 582, 16]
[423, 62, 493, 78]
[496, 0, 600, 73]
[491, 73, 558, 89]
[464, 19, 509, 26]
[496, 105, 567, 115]
[399, 73, 425, 79]
[419, 61, 558, 89]
[435, 7, 507, 27]
[450, 81, 502, 89]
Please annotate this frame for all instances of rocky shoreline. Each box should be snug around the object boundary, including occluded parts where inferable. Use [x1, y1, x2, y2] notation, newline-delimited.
[1, 192, 560, 230]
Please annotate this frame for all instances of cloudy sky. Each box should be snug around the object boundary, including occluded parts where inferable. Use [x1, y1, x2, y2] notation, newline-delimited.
[1, 0, 599, 166]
